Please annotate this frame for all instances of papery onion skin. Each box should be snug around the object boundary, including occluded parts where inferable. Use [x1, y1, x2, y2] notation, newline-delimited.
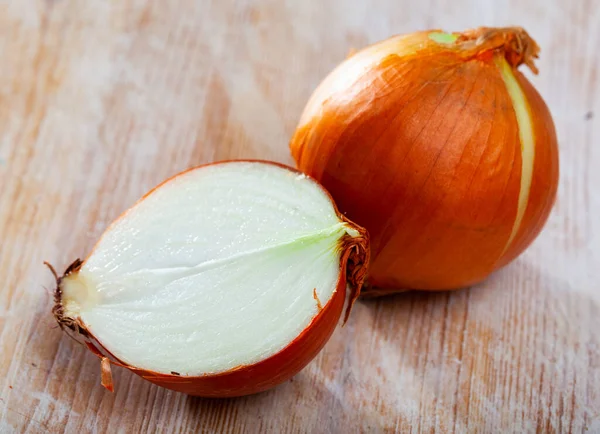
[290, 27, 559, 293]
[50, 161, 369, 397]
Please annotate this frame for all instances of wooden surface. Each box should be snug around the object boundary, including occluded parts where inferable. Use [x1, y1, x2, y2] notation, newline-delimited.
[1, 0, 599, 432]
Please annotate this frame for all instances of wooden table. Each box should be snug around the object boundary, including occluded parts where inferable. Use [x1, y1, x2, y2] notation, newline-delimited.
[1, 1, 598, 432]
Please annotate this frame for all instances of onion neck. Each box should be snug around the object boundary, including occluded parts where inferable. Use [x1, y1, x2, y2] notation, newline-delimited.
[459, 27, 540, 74]
[430, 27, 540, 74]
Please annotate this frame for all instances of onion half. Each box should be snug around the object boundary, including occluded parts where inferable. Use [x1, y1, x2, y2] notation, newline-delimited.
[50, 161, 368, 397]
[290, 27, 559, 293]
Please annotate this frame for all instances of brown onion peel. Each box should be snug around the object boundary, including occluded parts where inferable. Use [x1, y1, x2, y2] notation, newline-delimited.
[48, 161, 370, 396]
[290, 27, 559, 293]
[337, 218, 369, 323]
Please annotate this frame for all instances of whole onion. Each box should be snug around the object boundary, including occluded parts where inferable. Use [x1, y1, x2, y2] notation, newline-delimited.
[290, 27, 559, 293]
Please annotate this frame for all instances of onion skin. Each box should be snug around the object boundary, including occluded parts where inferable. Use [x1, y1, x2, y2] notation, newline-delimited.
[290, 27, 559, 293]
[50, 161, 369, 397]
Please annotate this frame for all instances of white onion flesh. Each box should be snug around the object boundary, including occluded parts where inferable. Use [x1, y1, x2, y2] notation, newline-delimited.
[60, 162, 359, 376]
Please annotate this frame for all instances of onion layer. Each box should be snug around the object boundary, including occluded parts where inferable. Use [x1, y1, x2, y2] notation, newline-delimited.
[50, 161, 368, 396]
[290, 27, 559, 293]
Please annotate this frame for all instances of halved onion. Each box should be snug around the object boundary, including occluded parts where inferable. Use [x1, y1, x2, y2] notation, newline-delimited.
[50, 161, 368, 397]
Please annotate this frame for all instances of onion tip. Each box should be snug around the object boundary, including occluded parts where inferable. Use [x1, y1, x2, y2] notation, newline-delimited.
[458, 26, 541, 74]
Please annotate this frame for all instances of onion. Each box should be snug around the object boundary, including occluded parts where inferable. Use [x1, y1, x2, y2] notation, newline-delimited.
[290, 27, 559, 293]
[49, 161, 368, 396]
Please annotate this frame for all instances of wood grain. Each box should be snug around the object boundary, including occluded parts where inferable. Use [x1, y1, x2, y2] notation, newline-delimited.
[0, 0, 598, 432]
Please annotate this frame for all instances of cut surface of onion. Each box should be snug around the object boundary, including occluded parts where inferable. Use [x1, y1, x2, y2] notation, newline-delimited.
[52, 161, 368, 397]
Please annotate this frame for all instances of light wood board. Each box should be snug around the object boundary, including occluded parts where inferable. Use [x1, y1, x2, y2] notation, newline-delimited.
[1, 0, 599, 432]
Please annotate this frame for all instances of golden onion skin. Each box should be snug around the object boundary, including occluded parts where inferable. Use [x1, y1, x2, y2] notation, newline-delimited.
[290, 27, 559, 293]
